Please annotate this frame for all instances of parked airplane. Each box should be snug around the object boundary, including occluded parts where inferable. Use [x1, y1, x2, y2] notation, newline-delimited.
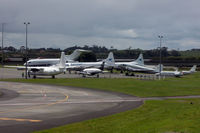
[66, 52, 115, 71]
[182, 65, 197, 75]
[14, 52, 66, 79]
[26, 49, 89, 67]
[111, 53, 159, 73]
[155, 65, 183, 77]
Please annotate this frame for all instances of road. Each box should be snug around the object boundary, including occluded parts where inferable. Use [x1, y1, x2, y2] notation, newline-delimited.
[0, 81, 143, 133]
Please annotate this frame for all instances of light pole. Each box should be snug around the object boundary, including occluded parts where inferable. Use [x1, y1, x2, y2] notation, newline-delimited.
[24, 22, 30, 79]
[1, 23, 5, 67]
[158, 35, 163, 79]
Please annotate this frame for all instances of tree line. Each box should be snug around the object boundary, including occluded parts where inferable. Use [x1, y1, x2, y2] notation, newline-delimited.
[0, 45, 200, 65]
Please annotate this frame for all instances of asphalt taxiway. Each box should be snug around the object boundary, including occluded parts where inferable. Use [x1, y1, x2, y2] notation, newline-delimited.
[0, 81, 143, 133]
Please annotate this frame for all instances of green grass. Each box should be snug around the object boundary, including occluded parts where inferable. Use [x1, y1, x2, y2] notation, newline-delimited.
[2, 72, 200, 97]
[34, 98, 200, 133]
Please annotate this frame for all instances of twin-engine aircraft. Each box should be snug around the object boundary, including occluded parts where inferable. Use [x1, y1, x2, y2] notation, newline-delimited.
[182, 65, 197, 75]
[27, 52, 66, 78]
[7, 52, 66, 78]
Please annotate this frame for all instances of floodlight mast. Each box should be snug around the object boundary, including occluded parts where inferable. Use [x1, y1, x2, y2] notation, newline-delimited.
[1, 23, 5, 67]
[158, 35, 163, 79]
[24, 22, 30, 79]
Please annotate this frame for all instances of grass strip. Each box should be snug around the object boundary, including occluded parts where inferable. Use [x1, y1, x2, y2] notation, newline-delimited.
[34, 98, 200, 133]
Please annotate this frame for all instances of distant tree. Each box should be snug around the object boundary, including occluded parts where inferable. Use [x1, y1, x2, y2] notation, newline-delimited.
[4, 46, 16, 52]
[161, 47, 169, 57]
[170, 50, 180, 56]
[78, 52, 96, 62]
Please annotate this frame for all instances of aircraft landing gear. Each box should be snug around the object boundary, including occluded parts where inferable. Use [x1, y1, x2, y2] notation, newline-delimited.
[97, 74, 99, 78]
[22, 72, 24, 78]
[28, 72, 30, 78]
[125, 72, 129, 76]
[52, 75, 55, 79]
[33, 75, 36, 79]
[110, 68, 113, 73]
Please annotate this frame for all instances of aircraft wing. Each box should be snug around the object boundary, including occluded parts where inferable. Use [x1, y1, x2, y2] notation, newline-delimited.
[4, 65, 26, 70]
[28, 67, 44, 72]
[67, 64, 101, 71]
[4, 65, 45, 72]
[119, 64, 156, 73]
[67, 66, 87, 71]
[118, 64, 142, 71]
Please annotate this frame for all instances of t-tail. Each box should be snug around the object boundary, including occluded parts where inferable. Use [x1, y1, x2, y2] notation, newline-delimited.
[104, 52, 115, 67]
[58, 52, 66, 69]
[133, 53, 144, 65]
[66, 49, 90, 61]
[190, 65, 197, 72]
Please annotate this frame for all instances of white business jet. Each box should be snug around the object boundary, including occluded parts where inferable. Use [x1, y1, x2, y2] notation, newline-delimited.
[182, 65, 197, 75]
[155, 65, 183, 77]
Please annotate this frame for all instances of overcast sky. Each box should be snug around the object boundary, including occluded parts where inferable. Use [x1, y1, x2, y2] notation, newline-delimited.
[0, 0, 200, 50]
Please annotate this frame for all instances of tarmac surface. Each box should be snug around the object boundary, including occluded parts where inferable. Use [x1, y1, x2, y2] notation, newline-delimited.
[0, 81, 143, 133]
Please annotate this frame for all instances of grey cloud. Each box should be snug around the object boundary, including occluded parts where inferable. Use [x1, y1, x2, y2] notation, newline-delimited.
[0, 0, 200, 50]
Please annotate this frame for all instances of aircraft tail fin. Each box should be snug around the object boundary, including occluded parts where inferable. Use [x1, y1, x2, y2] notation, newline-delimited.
[134, 53, 144, 65]
[190, 65, 197, 72]
[104, 52, 115, 67]
[58, 52, 66, 68]
[66, 49, 90, 61]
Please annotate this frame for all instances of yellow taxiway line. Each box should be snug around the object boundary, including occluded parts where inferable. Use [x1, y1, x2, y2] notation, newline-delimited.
[0, 91, 68, 123]
[0, 92, 69, 114]
[0, 117, 42, 122]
